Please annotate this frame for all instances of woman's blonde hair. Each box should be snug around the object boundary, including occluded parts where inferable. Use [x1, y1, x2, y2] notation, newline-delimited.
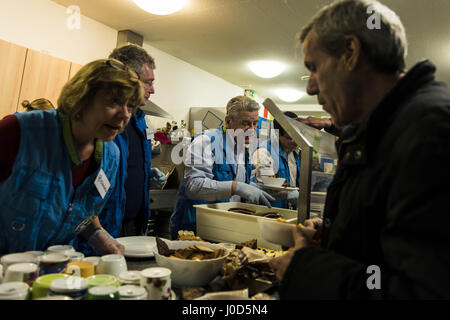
[22, 98, 55, 111]
[57, 58, 144, 119]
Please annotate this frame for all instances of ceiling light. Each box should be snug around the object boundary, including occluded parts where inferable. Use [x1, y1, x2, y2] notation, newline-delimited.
[248, 60, 285, 78]
[274, 88, 305, 102]
[133, 0, 187, 15]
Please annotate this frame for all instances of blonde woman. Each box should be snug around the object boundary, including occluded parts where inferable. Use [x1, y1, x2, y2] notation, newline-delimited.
[0, 58, 143, 255]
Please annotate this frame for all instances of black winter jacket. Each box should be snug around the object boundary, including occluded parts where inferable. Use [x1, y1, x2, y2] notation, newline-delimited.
[280, 61, 450, 299]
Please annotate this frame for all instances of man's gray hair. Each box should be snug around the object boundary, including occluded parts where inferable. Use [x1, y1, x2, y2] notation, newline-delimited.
[226, 96, 260, 120]
[109, 43, 156, 75]
[299, 0, 407, 73]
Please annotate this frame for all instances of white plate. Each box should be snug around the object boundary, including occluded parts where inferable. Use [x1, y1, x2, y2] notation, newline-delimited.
[257, 183, 299, 192]
[116, 236, 159, 258]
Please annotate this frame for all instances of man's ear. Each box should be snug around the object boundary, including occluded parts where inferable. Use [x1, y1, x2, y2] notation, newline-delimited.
[225, 115, 231, 127]
[342, 35, 362, 71]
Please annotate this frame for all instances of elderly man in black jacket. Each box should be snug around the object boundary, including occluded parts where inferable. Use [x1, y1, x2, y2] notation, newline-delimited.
[269, 0, 450, 299]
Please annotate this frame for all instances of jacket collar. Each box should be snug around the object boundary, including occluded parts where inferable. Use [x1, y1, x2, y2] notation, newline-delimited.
[59, 111, 103, 166]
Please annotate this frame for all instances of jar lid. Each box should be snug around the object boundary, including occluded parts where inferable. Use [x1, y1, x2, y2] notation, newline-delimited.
[0, 282, 29, 297]
[35, 274, 69, 287]
[118, 285, 147, 298]
[118, 271, 141, 282]
[89, 285, 118, 296]
[141, 267, 171, 278]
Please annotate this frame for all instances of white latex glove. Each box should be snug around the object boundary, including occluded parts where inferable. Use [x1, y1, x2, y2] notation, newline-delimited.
[149, 167, 167, 189]
[88, 228, 125, 255]
[287, 190, 299, 205]
[269, 190, 299, 205]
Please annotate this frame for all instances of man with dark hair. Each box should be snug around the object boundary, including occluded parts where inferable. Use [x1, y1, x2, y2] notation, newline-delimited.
[270, 0, 450, 299]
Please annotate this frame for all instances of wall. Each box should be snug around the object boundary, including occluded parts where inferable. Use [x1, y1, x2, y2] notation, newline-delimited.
[0, 0, 117, 65]
[142, 43, 243, 130]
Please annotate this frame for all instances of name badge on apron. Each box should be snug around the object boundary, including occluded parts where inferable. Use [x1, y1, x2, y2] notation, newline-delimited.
[146, 128, 154, 140]
[94, 169, 110, 199]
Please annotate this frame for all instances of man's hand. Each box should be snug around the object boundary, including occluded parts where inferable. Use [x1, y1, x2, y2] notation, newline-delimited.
[269, 218, 323, 280]
[88, 228, 125, 255]
[234, 182, 275, 207]
[296, 116, 332, 130]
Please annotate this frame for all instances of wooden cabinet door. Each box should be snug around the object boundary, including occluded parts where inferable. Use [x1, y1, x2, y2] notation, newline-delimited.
[69, 62, 83, 80]
[0, 40, 27, 119]
[17, 49, 71, 112]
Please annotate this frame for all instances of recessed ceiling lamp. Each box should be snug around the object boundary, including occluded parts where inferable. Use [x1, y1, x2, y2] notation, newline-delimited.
[133, 0, 187, 15]
[275, 88, 305, 102]
[248, 60, 285, 78]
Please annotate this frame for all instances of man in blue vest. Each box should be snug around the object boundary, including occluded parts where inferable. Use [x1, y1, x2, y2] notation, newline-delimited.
[105, 44, 166, 238]
[169, 96, 276, 239]
[259, 111, 301, 209]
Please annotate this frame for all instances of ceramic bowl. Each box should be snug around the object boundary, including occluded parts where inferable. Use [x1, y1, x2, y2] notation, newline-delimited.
[154, 240, 229, 287]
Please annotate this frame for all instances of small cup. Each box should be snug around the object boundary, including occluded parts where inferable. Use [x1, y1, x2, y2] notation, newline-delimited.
[63, 261, 95, 278]
[85, 285, 120, 300]
[32, 274, 69, 299]
[4, 263, 39, 286]
[39, 253, 70, 275]
[87, 274, 120, 288]
[140, 267, 172, 300]
[118, 271, 141, 286]
[0, 282, 30, 300]
[49, 276, 88, 300]
[46, 245, 75, 255]
[96, 254, 127, 277]
[66, 251, 85, 262]
[1, 253, 38, 269]
[118, 285, 148, 300]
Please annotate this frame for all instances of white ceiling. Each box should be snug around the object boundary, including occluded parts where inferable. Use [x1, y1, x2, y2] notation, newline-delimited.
[52, 0, 450, 106]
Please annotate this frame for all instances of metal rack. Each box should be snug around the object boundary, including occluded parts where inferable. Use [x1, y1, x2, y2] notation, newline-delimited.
[263, 98, 333, 224]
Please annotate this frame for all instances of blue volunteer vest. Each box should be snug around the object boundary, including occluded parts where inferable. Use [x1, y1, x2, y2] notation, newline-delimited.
[0, 110, 119, 254]
[264, 140, 301, 209]
[169, 126, 253, 239]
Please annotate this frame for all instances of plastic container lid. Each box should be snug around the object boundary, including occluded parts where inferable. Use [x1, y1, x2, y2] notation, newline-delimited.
[87, 274, 119, 287]
[118, 271, 141, 283]
[88, 285, 118, 296]
[35, 274, 69, 287]
[0, 282, 29, 298]
[118, 285, 147, 299]
[141, 267, 171, 278]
